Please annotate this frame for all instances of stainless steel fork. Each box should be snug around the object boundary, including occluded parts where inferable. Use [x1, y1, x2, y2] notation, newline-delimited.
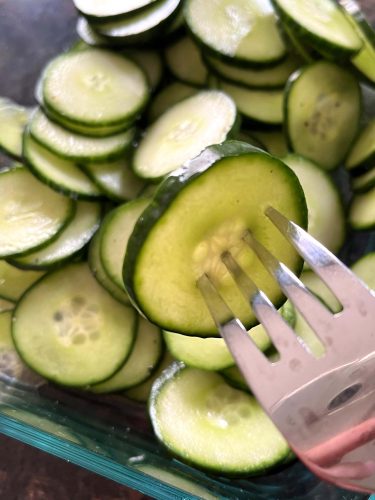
[197, 206, 375, 494]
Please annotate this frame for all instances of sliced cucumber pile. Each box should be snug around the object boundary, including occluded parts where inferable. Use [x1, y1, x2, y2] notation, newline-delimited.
[0, 0, 373, 480]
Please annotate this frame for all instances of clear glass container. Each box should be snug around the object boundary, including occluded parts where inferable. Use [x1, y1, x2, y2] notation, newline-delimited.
[0, 1, 373, 498]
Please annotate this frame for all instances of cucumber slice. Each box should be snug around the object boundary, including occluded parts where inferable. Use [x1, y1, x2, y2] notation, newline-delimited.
[282, 154, 345, 253]
[351, 252, 375, 290]
[217, 80, 283, 126]
[133, 90, 237, 180]
[0, 298, 14, 312]
[125, 141, 307, 336]
[0, 98, 32, 159]
[88, 232, 131, 306]
[251, 130, 288, 157]
[272, 0, 362, 58]
[221, 365, 249, 391]
[23, 133, 102, 199]
[10, 201, 101, 270]
[163, 319, 271, 371]
[185, 0, 287, 67]
[349, 185, 375, 230]
[165, 37, 208, 87]
[100, 198, 150, 289]
[124, 49, 163, 90]
[0, 311, 43, 387]
[124, 351, 174, 402]
[0, 261, 44, 301]
[352, 167, 375, 193]
[73, 0, 159, 21]
[285, 61, 361, 170]
[76, 17, 111, 47]
[0, 165, 74, 258]
[13, 262, 137, 386]
[29, 110, 136, 163]
[42, 49, 149, 127]
[204, 53, 301, 89]
[90, 316, 163, 393]
[147, 82, 197, 122]
[81, 157, 146, 202]
[95, 0, 181, 44]
[345, 119, 375, 171]
[149, 363, 290, 473]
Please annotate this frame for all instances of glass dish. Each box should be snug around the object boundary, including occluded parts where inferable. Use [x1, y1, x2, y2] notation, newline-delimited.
[0, 1, 373, 499]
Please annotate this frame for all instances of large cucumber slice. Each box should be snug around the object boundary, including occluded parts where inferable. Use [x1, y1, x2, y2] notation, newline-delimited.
[0, 261, 44, 301]
[0, 98, 32, 159]
[272, 0, 362, 58]
[10, 201, 101, 270]
[13, 262, 136, 386]
[125, 141, 307, 336]
[29, 110, 136, 163]
[285, 61, 361, 170]
[149, 363, 290, 474]
[0, 165, 74, 258]
[42, 49, 149, 127]
[185, 0, 287, 67]
[133, 90, 237, 180]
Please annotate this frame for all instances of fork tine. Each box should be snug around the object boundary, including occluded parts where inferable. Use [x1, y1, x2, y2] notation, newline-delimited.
[221, 252, 311, 359]
[265, 206, 372, 307]
[197, 274, 274, 382]
[243, 231, 335, 348]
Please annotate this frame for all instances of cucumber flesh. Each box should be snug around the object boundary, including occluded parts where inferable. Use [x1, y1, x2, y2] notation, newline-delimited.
[351, 252, 375, 290]
[125, 141, 307, 335]
[13, 262, 136, 386]
[165, 37, 208, 87]
[185, 0, 287, 66]
[0, 98, 32, 159]
[134, 90, 237, 180]
[0, 261, 44, 301]
[148, 82, 197, 122]
[352, 167, 375, 193]
[285, 61, 361, 170]
[10, 201, 101, 270]
[124, 49, 163, 90]
[0, 166, 74, 258]
[349, 185, 375, 230]
[90, 316, 162, 392]
[149, 363, 290, 474]
[345, 119, 375, 171]
[73, 0, 158, 20]
[251, 130, 288, 157]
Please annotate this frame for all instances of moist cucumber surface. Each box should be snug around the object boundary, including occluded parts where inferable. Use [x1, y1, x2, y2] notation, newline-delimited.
[149, 363, 290, 473]
[12, 262, 137, 386]
[125, 141, 307, 336]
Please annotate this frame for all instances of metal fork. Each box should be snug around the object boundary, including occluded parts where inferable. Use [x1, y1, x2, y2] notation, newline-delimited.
[197, 206, 375, 494]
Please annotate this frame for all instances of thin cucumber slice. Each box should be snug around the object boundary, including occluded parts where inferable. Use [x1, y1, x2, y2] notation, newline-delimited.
[204, 53, 301, 89]
[0, 298, 14, 313]
[134, 90, 237, 180]
[251, 130, 288, 157]
[124, 49, 164, 90]
[23, 133, 102, 199]
[81, 157, 146, 202]
[185, 0, 287, 67]
[0, 311, 43, 387]
[43, 49, 149, 127]
[149, 363, 290, 474]
[285, 61, 361, 170]
[352, 167, 375, 193]
[90, 316, 163, 393]
[345, 119, 375, 171]
[0, 98, 32, 159]
[147, 82, 197, 122]
[0, 165, 74, 258]
[125, 141, 307, 336]
[351, 252, 375, 290]
[217, 80, 283, 126]
[349, 185, 375, 230]
[88, 232, 130, 305]
[73, 0, 159, 21]
[10, 201, 101, 270]
[100, 198, 150, 289]
[13, 262, 137, 387]
[282, 154, 345, 254]
[165, 37, 208, 87]
[76, 17, 111, 47]
[124, 351, 174, 403]
[29, 110, 136, 163]
[272, 0, 362, 58]
[0, 261, 44, 301]
[95, 0, 181, 44]
[163, 318, 272, 371]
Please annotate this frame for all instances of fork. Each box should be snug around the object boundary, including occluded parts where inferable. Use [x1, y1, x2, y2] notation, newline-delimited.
[197, 206, 375, 494]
